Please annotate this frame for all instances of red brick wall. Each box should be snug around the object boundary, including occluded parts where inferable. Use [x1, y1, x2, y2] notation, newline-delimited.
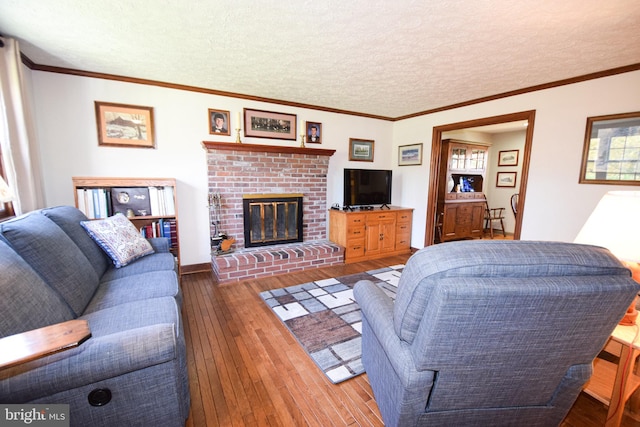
[206, 146, 331, 248]
[205, 144, 343, 283]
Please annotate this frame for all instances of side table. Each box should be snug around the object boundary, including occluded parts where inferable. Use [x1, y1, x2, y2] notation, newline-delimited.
[583, 317, 640, 427]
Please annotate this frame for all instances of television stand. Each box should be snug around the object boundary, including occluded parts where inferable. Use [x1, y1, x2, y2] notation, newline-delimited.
[380, 203, 391, 210]
[329, 206, 413, 263]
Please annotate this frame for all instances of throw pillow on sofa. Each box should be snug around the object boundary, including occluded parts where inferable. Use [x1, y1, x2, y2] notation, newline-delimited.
[81, 213, 154, 268]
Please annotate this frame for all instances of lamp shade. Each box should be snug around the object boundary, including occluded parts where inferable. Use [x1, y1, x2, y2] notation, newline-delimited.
[0, 177, 14, 204]
[574, 191, 640, 263]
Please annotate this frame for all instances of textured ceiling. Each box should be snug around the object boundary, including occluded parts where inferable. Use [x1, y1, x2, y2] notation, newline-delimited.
[1, 0, 639, 119]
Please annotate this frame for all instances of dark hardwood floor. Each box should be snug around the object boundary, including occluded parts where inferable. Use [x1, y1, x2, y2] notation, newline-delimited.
[181, 250, 640, 426]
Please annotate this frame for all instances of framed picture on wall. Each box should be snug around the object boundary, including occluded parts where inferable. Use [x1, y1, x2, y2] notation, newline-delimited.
[305, 121, 322, 143]
[349, 138, 375, 162]
[398, 143, 423, 166]
[579, 111, 640, 185]
[208, 109, 231, 135]
[498, 149, 519, 166]
[496, 172, 517, 187]
[95, 101, 155, 148]
[243, 108, 297, 140]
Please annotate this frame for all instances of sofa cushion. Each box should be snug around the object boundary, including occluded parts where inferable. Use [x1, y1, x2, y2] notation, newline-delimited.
[41, 206, 110, 278]
[0, 212, 99, 317]
[0, 240, 75, 338]
[81, 213, 154, 268]
[83, 270, 181, 314]
[100, 252, 176, 282]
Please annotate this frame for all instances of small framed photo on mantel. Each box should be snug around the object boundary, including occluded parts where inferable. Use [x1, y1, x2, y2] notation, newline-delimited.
[208, 109, 230, 135]
[305, 121, 322, 144]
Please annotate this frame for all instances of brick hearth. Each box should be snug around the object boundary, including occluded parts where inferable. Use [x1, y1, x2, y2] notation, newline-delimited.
[203, 141, 342, 283]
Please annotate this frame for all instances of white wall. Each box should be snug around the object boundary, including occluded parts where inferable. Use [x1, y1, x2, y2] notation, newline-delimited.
[27, 69, 640, 267]
[28, 72, 393, 267]
[392, 70, 640, 247]
[484, 130, 526, 234]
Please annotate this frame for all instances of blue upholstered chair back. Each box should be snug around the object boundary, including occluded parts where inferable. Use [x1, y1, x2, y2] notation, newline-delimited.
[356, 240, 639, 426]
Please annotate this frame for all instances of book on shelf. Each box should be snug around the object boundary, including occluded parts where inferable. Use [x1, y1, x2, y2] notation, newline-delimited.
[139, 218, 177, 248]
[76, 186, 176, 219]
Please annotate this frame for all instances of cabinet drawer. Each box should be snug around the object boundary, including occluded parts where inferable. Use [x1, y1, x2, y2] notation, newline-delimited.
[366, 212, 395, 221]
[345, 238, 366, 258]
[395, 232, 411, 250]
[397, 212, 412, 223]
[347, 226, 365, 239]
[396, 223, 411, 234]
[346, 215, 366, 226]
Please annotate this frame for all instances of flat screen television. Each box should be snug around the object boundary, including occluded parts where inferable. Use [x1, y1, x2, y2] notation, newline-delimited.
[343, 168, 392, 207]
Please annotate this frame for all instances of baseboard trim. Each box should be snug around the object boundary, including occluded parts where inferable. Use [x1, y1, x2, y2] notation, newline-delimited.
[180, 262, 212, 275]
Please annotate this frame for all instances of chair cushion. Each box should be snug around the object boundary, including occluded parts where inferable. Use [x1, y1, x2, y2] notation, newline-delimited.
[0, 212, 99, 317]
[81, 213, 154, 268]
[393, 240, 632, 343]
[0, 240, 75, 338]
[41, 206, 111, 278]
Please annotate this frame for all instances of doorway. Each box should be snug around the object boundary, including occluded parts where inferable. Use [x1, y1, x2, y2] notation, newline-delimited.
[424, 110, 536, 246]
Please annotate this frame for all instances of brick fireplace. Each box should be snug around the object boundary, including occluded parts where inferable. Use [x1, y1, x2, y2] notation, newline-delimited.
[203, 141, 344, 283]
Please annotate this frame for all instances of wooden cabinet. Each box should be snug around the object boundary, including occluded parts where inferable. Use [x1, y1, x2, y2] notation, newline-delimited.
[329, 206, 413, 263]
[437, 139, 489, 242]
[72, 177, 181, 272]
[441, 200, 485, 241]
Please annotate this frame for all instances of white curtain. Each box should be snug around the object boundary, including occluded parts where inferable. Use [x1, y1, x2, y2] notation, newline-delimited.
[0, 36, 44, 215]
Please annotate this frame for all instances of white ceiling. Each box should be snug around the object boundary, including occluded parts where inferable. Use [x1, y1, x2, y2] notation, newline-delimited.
[1, 0, 639, 119]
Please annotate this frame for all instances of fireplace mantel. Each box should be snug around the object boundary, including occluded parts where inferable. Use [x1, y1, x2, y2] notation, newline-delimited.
[202, 141, 336, 157]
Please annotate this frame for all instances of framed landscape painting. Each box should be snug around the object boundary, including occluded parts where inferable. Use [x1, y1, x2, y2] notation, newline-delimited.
[496, 171, 517, 187]
[349, 138, 375, 162]
[244, 108, 297, 140]
[498, 149, 519, 166]
[95, 101, 155, 148]
[398, 143, 423, 166]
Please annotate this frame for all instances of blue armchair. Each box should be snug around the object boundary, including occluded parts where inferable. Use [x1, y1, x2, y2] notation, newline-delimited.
[354, 240, 638, 427]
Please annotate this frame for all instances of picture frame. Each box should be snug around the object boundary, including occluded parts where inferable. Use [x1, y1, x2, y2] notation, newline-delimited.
[349, 138, 375, 162]
[208, 109, 231, 136]
[95, 101, 155, 148]
[498, 149, 519, 166]
[243, 108, 297, 140]
[305, 121, 322, 144]
[398, 143, 423, 166]
[579, 111, 640, 185]
[496, 171, 517, 188]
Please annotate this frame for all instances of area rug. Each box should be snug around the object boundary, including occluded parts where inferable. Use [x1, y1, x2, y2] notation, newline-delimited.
[259, 265, 404, 384]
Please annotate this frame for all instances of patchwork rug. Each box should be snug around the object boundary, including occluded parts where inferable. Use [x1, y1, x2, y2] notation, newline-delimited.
[259, 265, 404, 384]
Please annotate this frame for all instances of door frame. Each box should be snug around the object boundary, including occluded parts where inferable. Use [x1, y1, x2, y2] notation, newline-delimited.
[424, 110, 536, 246]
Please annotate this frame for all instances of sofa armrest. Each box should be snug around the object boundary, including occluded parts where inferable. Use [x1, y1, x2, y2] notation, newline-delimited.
[147, 237, 170, 253]
[0, 323, 177, 402]
[0, 320, 91, 370]
[354, 280, 434, 389]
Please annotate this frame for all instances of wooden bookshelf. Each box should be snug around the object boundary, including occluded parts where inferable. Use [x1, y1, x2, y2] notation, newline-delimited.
[72, 177, 180, 272]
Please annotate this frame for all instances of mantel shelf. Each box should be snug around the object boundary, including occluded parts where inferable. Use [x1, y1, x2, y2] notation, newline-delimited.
[202, 141, 336, 157]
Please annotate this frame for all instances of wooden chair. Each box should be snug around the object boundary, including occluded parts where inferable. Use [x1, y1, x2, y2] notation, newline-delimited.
[511, 193, 519, 216]
[484, 202, 506, 238]
[435, 212, 443, 243]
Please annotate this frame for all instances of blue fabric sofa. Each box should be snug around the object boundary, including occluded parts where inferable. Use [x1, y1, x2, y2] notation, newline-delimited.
[0, 206, 190, 426]
[354, 240, 639, 427]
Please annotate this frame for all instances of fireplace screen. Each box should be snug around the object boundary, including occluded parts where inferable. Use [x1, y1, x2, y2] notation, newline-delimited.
[242, 194, 303, 248]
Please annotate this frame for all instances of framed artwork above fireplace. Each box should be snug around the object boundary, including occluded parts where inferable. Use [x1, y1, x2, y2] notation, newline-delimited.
[243, 108, 297, 140]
